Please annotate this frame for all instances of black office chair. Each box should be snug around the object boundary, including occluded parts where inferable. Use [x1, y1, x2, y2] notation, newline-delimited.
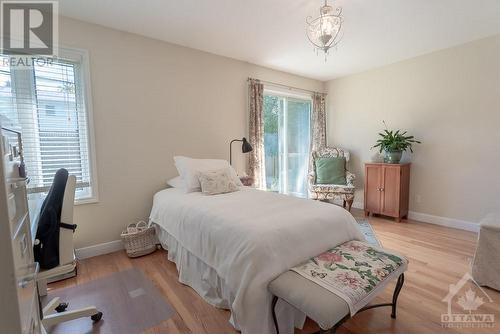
[35, 168, 75, 269]
[33, 169, 102, 332]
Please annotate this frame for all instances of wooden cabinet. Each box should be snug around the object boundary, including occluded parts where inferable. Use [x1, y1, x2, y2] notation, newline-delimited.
[364, 163, 410, 222]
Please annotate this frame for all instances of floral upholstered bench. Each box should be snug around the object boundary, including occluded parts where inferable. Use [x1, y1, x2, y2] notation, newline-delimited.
[269, 240, 408, 334]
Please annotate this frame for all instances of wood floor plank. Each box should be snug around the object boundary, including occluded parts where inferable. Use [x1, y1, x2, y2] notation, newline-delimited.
[48, 210, 500, 333]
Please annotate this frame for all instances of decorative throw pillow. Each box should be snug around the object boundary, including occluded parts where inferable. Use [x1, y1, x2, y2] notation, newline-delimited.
[174, 156, 243, 192]
[198, 168, 240, 195]
[315, 157, 347, 185]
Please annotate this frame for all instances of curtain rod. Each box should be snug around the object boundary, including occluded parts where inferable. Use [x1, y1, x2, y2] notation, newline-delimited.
[247, 77, 325, 96]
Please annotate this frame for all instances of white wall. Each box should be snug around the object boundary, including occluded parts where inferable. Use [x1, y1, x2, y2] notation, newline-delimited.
[326, 34, 500, 225]
[59, 17, 324, 248]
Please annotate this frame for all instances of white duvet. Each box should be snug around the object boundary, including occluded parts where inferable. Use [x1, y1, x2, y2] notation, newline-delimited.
[149, 187, 364, 334]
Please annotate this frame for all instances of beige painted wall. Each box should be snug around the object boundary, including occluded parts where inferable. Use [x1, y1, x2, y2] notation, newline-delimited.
[326, 34, 500, 224]
[59, 17, 324, 248]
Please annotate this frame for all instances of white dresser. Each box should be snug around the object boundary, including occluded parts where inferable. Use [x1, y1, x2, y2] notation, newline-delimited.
[0, 125, 41, 334]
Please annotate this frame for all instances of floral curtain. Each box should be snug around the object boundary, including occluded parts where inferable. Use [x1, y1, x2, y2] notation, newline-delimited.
[311, 92, 327, 152]
[248, 79, 265, 188]
[309, 93, 327, 176]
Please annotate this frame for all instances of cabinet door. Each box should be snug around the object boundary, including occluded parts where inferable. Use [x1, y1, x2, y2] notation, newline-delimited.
[381, 166, 401, 217]
[365, 165, 382, 213]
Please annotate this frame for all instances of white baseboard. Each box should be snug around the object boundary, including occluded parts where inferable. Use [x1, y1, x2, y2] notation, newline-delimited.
[75, 240, 124, 260]
[407, 211, 479, 232]
[351, 201, 479, 232]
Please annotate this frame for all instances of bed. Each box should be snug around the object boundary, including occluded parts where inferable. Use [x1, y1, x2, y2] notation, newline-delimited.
[149, 187, 364, 334]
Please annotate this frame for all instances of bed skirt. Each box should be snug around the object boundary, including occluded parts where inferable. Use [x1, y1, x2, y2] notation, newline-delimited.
[153, 223, 306, 333]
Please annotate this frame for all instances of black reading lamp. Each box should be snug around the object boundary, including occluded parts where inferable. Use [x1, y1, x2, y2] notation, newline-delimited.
[229, 137, 253, 165]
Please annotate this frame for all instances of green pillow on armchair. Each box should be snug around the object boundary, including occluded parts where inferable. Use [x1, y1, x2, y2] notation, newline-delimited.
[308, 147, 355, 211]
[315, 157, 347, 185]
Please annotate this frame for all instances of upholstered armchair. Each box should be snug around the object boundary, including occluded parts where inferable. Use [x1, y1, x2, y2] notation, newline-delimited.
[309, 147, 355, 211]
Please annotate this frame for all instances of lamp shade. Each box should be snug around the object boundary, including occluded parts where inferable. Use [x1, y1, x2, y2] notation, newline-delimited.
[229, 137, 253, 165]
[241, 137, 253, 153]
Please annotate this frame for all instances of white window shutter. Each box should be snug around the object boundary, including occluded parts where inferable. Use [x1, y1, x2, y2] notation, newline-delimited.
[0, 54, 96, 201]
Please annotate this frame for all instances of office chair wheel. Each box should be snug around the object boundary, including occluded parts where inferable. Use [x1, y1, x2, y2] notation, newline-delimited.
[91, 312, 103, 322]
[55, 302, 69, 313]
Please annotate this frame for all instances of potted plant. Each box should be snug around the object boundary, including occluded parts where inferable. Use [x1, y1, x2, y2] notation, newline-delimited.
[373, 123, 421, 164]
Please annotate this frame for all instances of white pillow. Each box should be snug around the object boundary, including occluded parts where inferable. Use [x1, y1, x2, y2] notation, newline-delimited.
[174, 156, 242, 192]
[166, 176, 185, 189]
[198, 168, 240, 195]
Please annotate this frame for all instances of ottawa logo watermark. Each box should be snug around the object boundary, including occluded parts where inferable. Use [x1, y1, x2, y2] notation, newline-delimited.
[441, 272, 495, 328]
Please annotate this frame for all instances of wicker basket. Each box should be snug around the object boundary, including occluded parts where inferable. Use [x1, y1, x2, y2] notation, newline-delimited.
[121, 221, 158, 258]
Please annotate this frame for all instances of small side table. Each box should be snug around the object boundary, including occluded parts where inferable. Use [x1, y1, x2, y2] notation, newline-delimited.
[472, 213, 500, 290]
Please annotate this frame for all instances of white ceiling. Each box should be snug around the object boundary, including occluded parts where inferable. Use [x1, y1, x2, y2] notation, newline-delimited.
[59, 0, 500, 81]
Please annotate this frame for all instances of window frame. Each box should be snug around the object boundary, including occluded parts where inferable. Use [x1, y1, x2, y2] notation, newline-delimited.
[4, 47, 98, 204]
[59, 47, 99, 205]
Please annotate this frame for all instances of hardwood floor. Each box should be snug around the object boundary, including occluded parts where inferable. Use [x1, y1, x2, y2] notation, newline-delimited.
[48, 210, 500, 333]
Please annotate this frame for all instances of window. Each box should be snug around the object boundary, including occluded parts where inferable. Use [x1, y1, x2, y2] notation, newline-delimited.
[263, 90, 311, 197]
[0, 50, 97, 202]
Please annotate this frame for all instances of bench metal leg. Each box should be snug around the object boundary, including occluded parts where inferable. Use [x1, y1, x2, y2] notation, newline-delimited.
[271, 296, 279, 334]
[391, 273, 405, 318]
[357, 273, 405, 317]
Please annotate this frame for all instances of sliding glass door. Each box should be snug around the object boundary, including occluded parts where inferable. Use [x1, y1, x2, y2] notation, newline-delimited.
[263, 92, 311, 197]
